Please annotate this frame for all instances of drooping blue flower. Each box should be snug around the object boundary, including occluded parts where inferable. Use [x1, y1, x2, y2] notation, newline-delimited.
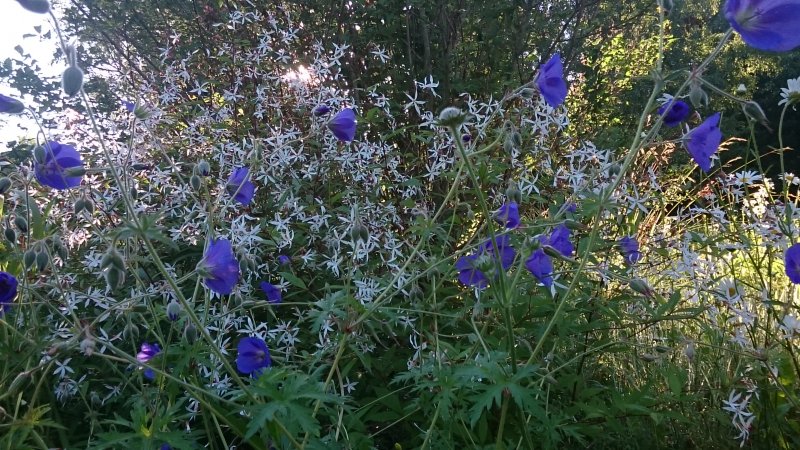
[658, 99, 691, 127]
[685, 112, 722, 173]
[525, 249, 554, 287]
[34, 141, 84, 190]
[159, 444, 172, 450]
[0, 271, 18, 316]
[259, 281, 282, 304]
[16, 0, 51, 14]
[122, 100, 135, 112]
[462, 134, 472, 143]
[565, 203, 578, 213]
[226, 167, 255, 206]
[236, 337, 271, 375]
[494, 202, 520, 229]
[327, 108, 357, 142]
[136, 342, 161, 380]
[277, 254, 291, 266]
[547, 224, 574, 257]
[619, 236, 642, 264]
[455, 234, 516, 289]
[199, 239, 240, 295]
[312, 104, 331, 116]
[786, 243, 800, 284]
[536, 53, 568, 108]
[0, 94, 25, 114]
[724, 0, 800, 52]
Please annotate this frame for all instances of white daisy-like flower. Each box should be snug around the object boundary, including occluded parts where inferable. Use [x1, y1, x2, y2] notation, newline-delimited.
[779, 77, 800, 107]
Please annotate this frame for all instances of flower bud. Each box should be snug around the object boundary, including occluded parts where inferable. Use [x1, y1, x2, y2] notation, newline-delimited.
[684, 340, 695, 361]
[4, 226, 16, 244]
[100, 246, 125, 271]
[0, 177, 11, 195]
[189, 174, 202, 191]
[122, 322, 139, 341]
[510, 131, 522, 147]
[277, 254, 291, 266]
[196, 160, 211, 177]
[689, 82, 708, 108]
[13, 216, 28, 233]
[184, 322, 198, 344]
[53, 235, 68, 260]
[563, 219, 586, 231]
[503, 136, 515, 154]
[505, 180, 522, 204]
[80, 337, 95, 356]
[166, 300, 181, 321]
[63, 166, 86, 177]
[519, 88, 536, 99]
[461, 134, 472, 143]
[312, 104, 331, 116]
[133, 105, 151, 120]
[607, 163, 621, 177]
[35, 250, 49, 271]
[73, 198, 86, 215]
[437, 107, 466, 128]
[6, 371, 30, 398]
[654, 345, 671, 354]
[104, 267, 124, 290]
[62, 66, 84, 97]
[736, 84, 747, 94]
[639, 353, 659, 362]
[16, 0, 50, 13]
[742, 100, 769, 128]
[32, 145, 46, 164]
[351, 220, 369, 243]
[23, 249, 36, 269]
[629, 278, 655, 297]
[131, 162, 150, 171]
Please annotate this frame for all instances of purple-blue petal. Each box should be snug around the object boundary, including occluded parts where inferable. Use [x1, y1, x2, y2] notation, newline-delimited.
[495, 202, 520, 229]
[536, 54, 568, 108]
[227, 167, 255, 205]
[327, 108, 357, 142]
[685, 113, 722, 173]
[236, 337, 271, 375]
[201, 239, 240, 295]
[548, 224, 574, 257]
[34, 141, 84, 190]
[786, 243, 800, 284]
[619, 236, 642, 264]
[259, 281, 282, 304]
[658, 100, 691, 127]
[0, 94, 25, 114]
[0, 271, 18, 316]
[725, 0, 800, 52]
[525, 249, 553, 287]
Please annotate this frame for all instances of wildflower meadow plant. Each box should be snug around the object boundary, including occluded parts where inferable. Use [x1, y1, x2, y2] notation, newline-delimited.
[3, 1, 800, 449]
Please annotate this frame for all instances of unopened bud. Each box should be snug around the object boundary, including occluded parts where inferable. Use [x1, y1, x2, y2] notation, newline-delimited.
[6, 371, 30, 398]
[122, 322, 139, 341]
[166, 300, 181, 321]
[639, 353, 659, 362]
[519, 88, 536, 99]
[32, 145, 46, 164]
[511, 131, 522, 147]
[190, 174, 202, 191]
[196, 160, 211, 177]
[0, 177, 11, 195]
[629, 278, 654, 297]
[13, 216, 28, 233]
[35, 250, 49, 271]
[184, 322, 198, 344]
[563, 219, 586, 231]
[505, 180, 522, 204]
[689, 82, 708, 108]
[4, 226, 16, 244]
[63, 166, 86, 177]
[104, 266, 125, 291]
[23, 249, 36, 269]
[131, 162, 150, 171]
[133, 105, 151, 120]
[742, 100, 769, 128]
[608, 163, 621, 177]
[62, 66, 84, 97]
[684, 340, 695, 361]
[503, 136, 515, 154]
[351, 221, 369, 243]
[100, 247, 125, 271]
[80, 337, 95, 356]
[16, 0, 50, 13]
[53, 235, 68, 260]
[437, 107, 466, 128]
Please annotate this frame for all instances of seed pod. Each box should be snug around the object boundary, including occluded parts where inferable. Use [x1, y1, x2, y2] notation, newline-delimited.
[62, 66, 84, 97]
[639, 353, 659, 362]
[6, 371, 30, 398]
[563, 219, 586, 231]
[519, 88, 536, 99]
[131, 162, 150, 171]
[129, 186, 138, 200]
[35, 250, 49, 271]
[13, 216, 28, 233]
[503, 136, 515, 154]
[511, 131, 522, 147]
[16, 0, 50, 13]
[351, 221, 369, 243]
[73, 197, 86, 215]
[80, 337, 95, 356]
[437, 107, 466, 128]
[505, 180, 522, 204]
[629, 278, 654, 297]
[654, 345, 671, 354]
[0, 177, 11, 195]
[100, 247, 125, 271]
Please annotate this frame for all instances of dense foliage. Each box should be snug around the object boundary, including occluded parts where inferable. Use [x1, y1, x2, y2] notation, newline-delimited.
[2, 0, 800, 449]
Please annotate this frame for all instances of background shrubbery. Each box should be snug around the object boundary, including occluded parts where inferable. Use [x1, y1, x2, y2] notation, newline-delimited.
[1, 0, 800, 448]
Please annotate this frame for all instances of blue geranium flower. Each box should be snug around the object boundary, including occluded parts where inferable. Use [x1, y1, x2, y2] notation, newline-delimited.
[259, 281, 282, 304]
[236, 337, 271, 375]
[619, 236, 642, 264]
[312, 104, 331, 116]
[34, 141, 84, 190]
[0, 94, 25, 114]
[226, 167, 255, 205]
[786, 243, 800, 284]
[455, 234, 516, 289]
[327, 108, 357, 142]
[277, 254, 291, 266]
[725, 0, 800, 52]
[136, 342, 161, 380]
[0, 271, 18, 316]
[547, 224, 574, 257]
[199, 239, 240, 295]
[536, 53, 568, 108]
[494, 202, 520, 229]
[685, 113, 722, 173]
[658, 99, 691, 127]
[525, 249, 554, 287]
